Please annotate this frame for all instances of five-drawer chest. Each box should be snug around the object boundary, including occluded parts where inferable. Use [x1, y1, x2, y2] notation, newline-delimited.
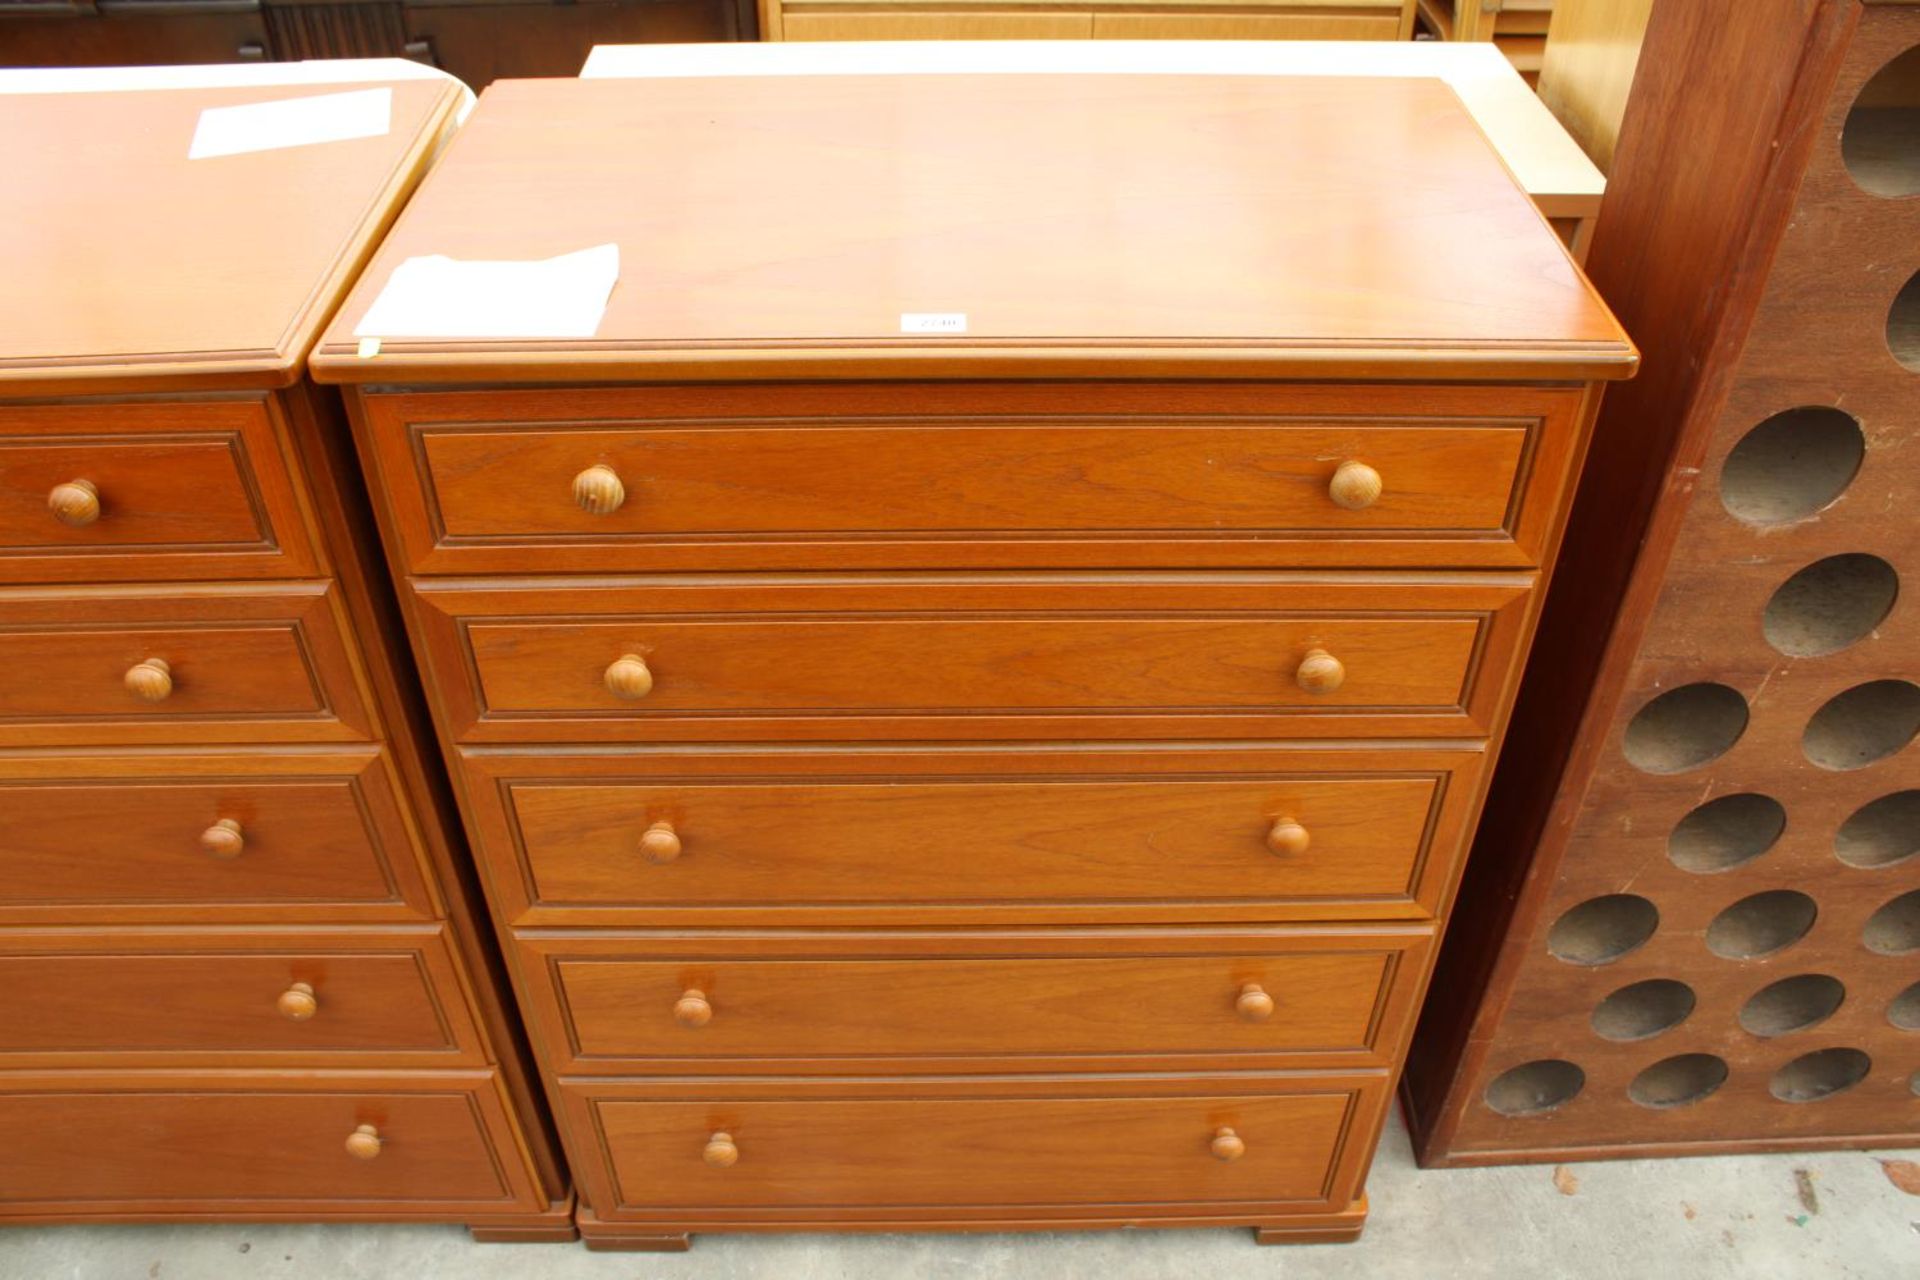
[0, 66, 570, 1238]
[312, 72, 1636, 1247]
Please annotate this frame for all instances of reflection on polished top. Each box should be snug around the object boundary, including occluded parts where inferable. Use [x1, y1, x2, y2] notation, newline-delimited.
[313, 73, 1636, 384]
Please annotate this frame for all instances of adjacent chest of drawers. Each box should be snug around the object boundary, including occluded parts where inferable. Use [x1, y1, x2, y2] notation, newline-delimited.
[315, 72, 1635, 1248]
[0, 70, 568, 1238]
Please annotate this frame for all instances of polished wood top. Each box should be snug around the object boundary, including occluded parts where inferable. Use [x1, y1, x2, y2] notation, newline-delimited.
[314, 75, 1634, 384]
[0, 75, 465, 394]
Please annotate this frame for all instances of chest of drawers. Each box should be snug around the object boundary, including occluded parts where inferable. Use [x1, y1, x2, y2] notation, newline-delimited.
[0, 66, 569, 1239]
[314, 71, 1634, 1248]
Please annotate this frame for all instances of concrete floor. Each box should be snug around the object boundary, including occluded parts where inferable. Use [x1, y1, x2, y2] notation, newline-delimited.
[4, 1111, 1916, 1279]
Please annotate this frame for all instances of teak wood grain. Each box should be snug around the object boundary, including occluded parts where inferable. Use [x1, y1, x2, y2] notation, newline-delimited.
[0, 397, 320, 583]
[516, 926, 1430, 1074]
[310, 77, 1634, 384]
[0, 747, 438, 925]
[0, 925, 484, 1068]
[364, 382, 1588, 574]
[414, 573, 1532, 744]
[0, 581, 373, 745]
[0, 1070, 548, 1218]
[561, 1072, 1387, 1224]
[456, 743, 1484, 926]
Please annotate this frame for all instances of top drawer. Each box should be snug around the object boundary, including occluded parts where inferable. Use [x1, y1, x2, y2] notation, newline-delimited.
[0, 399, 319, 584]
[360, 383, 1589, 574]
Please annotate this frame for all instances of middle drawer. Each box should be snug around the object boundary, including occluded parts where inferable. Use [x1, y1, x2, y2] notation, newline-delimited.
[0, 926, 488, 1069]
[516, 927, 1433, 1075]
[415, 573, 1532, 743]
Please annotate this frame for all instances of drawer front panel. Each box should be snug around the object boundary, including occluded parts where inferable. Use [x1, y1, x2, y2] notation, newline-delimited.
[782, 11, 1094, 38]
[364, 384, 1584, 572]
[1091, 13, 1402, 38]
[0, 927, 484, 1067]
[0, 1071, 542, 1213]
[461, 745, 1482, 924]
[565, 1075, 1382, 1217]
[0, 583, 373, 745]
[524, 929, 1430, 1072]
[0, 749, 436, 923]
[0, 399, 318, 582]
[420, 575, 1530, 743]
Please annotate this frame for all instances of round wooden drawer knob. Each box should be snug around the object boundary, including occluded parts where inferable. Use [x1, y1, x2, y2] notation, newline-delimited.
[124, 657, 173, 703]
[277, 981, 318, 1021]
[200, 818, 245, 859]
[1210, 1127, 1247, 1162]
[639, 820, 683, 864]
[703, 1131, 739, 1168]
[1236, 983, 1275, 1022]
[48, 479, 101, 527]
[674, 988, 713, 1028]
[1294, 649, 1345, 695]
[1328, 460, 1382, 511]
[604, 654, 653, 700]
[344, 1123, 383, 1160]
[1265, 818, 1310, 858]
[572, 464, 627, 516]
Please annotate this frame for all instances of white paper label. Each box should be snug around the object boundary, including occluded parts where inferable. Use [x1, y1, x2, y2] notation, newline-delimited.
[353, 244, 621, 341]
[901, 312, 968, 335]
[188, 87, 392, 160]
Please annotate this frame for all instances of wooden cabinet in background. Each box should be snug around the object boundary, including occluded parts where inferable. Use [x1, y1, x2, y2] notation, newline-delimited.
[0, 65, 569, 1238]
[759, 0, 1413, 41]
[314, 71, 1632, 1248]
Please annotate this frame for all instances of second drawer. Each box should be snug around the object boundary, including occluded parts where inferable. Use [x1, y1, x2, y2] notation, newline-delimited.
[519, 927, 1431, 1074]
[0, 926, 486, 1068]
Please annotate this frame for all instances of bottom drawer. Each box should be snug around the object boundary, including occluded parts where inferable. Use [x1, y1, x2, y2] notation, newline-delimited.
[563, 1074, 1386, 1224]
[0, 1070, 547, 1218]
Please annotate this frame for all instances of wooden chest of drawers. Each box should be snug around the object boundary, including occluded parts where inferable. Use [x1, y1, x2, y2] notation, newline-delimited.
[0, 67, 569, 1237]
[314, 73, 1634, 1247]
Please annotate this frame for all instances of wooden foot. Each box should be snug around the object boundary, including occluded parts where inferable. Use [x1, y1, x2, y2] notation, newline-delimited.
[583, 1232, 692, 1252]
[1252, 1194, 1368, 1245]
[469, 1222, 580, 1244]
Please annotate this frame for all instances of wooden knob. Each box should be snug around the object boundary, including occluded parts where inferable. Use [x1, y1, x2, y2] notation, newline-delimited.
[200, 818, 245, 859]
[639, 820, 683, 864]
[344, 1123, 382, 1160]
[48, 479, 101, 527]
[1210, 1127, 1246, 1162]
[1236, 983, 1275, 1022]
[604, 654, 653, 700]
[1328, 460, 1383, 511]
[1265, 818, 1310, 858]
[1295, 649, 1345, 694]
[572, 464, 626, 516]
[277, 982, 318, 1021]
[124, 657, 173, 702]
[674, 988, 713, 1028]
[703, 1131, 739, 1168]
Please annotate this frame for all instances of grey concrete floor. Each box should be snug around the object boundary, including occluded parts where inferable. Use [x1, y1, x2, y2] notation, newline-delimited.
[4, 1109, 1916, 1280]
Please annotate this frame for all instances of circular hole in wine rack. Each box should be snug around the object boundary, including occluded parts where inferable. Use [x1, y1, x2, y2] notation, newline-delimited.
[1739, 974, 1846, 1037]
[1893, 270, 1920, 372]
[1548, 894, 1661, 965]
[1623, 683, 1750, 774]
[1835, 791, 1920, 869]
[1484, 1059, 1585, 1116]
[1592, 979, 1696, 1042]
[1771, 1047, 1872, 1103]
[1889, 980, 1920, 1032]
[1668, 793, 1787, 873]
[1762, 554, 1898, 657]
[1803, 680, 1920, 771]
[1863, 889, 1920, 955]
[1720, 407, 1865, 524]
[1706, 890, 1818, 960]
[1629, 1054, 1730, 1109]
[1843, 44, 1920, 197]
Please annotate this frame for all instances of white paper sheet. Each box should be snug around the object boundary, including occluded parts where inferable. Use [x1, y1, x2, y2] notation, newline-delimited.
[352, 244, 621, 340]
[188, 87, 393, 160]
